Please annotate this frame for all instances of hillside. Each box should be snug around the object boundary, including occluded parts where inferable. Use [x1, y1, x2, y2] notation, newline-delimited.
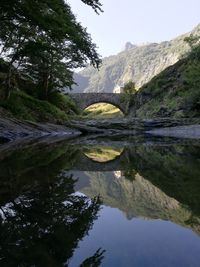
[72, 24, 200, 93]
[0, 60, 79, 123]
[134, 43, 200, 119]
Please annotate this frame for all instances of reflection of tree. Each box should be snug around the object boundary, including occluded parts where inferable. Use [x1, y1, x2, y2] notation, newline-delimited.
[80, 248, 106, 267]
[123, 169, 137, 181]
[0, 174, 102, 266]
[0, 141, 80, 207]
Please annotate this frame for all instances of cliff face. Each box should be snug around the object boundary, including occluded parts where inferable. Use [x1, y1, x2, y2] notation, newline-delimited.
[72, 24, 200, 93]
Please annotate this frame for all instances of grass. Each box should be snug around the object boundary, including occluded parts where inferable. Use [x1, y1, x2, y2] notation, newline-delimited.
[83, 103, 123, 118]
[48, 91, 79, 115]
[0, 90, 69, 123]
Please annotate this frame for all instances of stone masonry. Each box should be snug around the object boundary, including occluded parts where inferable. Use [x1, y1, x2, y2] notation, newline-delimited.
[69, 93, 129, 114]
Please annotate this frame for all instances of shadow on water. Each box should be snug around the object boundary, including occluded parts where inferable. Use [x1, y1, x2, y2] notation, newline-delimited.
[0, 135, 200, 265]
[0, 137, 10, 144]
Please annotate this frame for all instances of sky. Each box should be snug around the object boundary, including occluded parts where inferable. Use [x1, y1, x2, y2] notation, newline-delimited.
[69, 0, 200, 57]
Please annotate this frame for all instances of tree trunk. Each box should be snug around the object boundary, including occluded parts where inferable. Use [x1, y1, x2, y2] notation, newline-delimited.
[43, 71, 49, 100]
[5, 65, 13, 100]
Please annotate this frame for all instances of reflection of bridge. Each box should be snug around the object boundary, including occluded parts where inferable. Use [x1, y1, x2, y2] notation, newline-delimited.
[69, 93, 130, 114]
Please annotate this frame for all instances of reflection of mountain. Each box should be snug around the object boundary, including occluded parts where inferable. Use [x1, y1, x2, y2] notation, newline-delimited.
[128, 144, 200, 217]
[75, 167, 200, 234]
[79, 172, 178, 217]
[1, 138, 200, 239]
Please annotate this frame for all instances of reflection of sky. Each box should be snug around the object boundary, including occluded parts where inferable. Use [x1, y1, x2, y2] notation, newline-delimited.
[70, 206, 200, 267]
[113, 171, 122, 179]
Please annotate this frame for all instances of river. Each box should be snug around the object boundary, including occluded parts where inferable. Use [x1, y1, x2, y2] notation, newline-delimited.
[1, 135, 200, 266]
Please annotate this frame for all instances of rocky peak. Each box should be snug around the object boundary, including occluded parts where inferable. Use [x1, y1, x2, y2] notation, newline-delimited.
[72, 24, 200, 93]
[124, 42, 137, 51]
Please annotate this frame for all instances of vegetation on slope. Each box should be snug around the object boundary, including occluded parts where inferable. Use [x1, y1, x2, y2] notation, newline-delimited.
[0, 58, 80, 122]
[0, 89, 126, 122]
[135, 44, 200, 119]
[0, 91, 76, 123]
[83, 103, 123, 118]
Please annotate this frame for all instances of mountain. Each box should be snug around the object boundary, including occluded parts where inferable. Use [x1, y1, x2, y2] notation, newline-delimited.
[72, 24, 200, 93]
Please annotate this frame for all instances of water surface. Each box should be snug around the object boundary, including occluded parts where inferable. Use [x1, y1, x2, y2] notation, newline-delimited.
[1, 137, 200, 266]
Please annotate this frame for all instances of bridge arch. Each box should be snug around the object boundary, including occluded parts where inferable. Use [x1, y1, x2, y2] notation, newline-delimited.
[70, 146, 127, 171]
[69, 93, 129, 115]
[83, 101, 125, 115]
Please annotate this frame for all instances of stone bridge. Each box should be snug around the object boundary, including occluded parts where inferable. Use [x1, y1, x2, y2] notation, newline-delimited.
[69, 93, 130, 114]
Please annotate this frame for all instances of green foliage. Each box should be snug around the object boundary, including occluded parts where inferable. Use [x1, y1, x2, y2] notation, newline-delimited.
[0, 0, 102, 99]
[81, 0, 103, 14]
[0, 91, 69, 122]
[123, 81, 136, 94]
[184, 34, 200, 49]
[184, 34, 200, 63]
[135, 45, 200, 119]
[48, 91, 79, 115]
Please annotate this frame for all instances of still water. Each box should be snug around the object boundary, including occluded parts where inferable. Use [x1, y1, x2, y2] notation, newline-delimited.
[1, 136, 200, 266]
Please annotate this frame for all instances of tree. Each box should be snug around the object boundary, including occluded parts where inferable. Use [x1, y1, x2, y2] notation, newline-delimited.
[184, 34, 200, 49]
[0, 0, 102, 99]
[123, 81, 136, 94]
[184, 34, 200, 61]
[81, 0, 103, 14]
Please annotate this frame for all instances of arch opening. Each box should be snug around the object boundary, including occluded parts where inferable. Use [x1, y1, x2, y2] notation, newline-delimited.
[82, 146, 124, 163]
[83, 102, 124, 118]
